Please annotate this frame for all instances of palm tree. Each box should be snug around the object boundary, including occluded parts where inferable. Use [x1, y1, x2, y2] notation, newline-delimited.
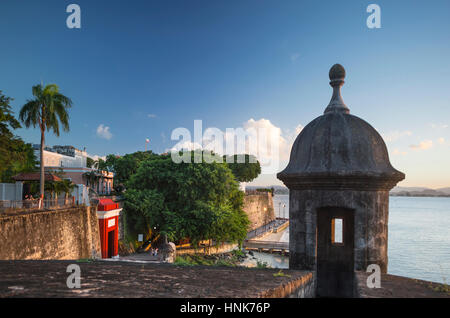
[60, 179, 76, 204]
[19, 84, 72, 199]
[92, 158, 107, 171]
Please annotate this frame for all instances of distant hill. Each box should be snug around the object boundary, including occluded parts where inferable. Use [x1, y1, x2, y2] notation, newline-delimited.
[390, 186, 450, 197]
[390, 186, 430, 193]
[436, 187, 450, 195]
[245, 185, 450, 197]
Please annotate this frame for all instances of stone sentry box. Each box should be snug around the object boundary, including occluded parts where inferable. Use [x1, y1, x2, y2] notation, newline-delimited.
[277, 64, 405, 297]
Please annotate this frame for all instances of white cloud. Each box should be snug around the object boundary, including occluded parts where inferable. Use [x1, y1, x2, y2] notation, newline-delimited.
[242, 118, 285, 163]
[392, 148, 407, 156]
[87, 153, 106, 161]
[382, 130, 412, 143]
[96, 124, 112, 140]
[170, 141, 202, 152]
[238, 118, 303, 173]
[409, 140, 433, 150]
[148, 114, 157, 118]
[430, 123, 448, 129]
[283, 124, 304, 148]
[220, 118, 301, 173]
[295, 124, 304, 135]
[221, 119, 295, 160]
[168, 118, 304, 174]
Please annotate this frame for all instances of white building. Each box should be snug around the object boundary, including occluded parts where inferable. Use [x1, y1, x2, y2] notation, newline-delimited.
[33, 145, 88, 168]
[32, 145, 114, 196]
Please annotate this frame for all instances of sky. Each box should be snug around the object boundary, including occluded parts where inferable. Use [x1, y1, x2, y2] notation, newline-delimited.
[1, 0, 449, 188]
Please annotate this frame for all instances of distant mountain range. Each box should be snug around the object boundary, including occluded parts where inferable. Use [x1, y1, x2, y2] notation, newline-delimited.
[390, 186, 450, 197]
[246, 185, 450, 197]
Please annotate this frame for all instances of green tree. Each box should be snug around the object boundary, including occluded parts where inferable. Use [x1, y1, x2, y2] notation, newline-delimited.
[86, 157, 94, 168]
[1, 142, 37, 182]
[0, 91, 20, 134]
[0, 91, 37, 182]
[19, 84, 72, 198]
[108, 151, 156, 191]
[92, 158, 108, 171]
[56, 179, 76, 203]
[104, 154, 118, 171]
[224, 154, 261, 183]
[123, 152, 250, 246]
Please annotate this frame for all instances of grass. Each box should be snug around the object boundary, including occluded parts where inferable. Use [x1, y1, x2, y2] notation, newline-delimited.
[231, 249, 245, 258]
[173, 256, 196, 266]
[173, 249, 248, 267]
[428, 266, 450, 295]
[273, 270, 291, 278]
[76, 258, 93, 263]
[431, 284, 450, 294]
[428, 277, 450, 295]
[174, 254, 235, 267]
[256, 260, 269, 269]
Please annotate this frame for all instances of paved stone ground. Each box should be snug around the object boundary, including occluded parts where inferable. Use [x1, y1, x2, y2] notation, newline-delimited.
[356, 272, 450, 298]
[2, 261, 447, 298]
[0, 260, 312, 298]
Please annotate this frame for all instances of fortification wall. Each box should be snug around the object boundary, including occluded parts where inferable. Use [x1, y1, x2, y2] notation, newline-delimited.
[0, 206, 101, 260]
[243, 192, 276, 231]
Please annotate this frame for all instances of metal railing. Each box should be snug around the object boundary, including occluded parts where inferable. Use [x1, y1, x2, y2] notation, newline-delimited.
[0, 197, 77, 214]
[243, 239, 289, 250]
[245, 190, 273, 195]
[246, 218, 287, 240]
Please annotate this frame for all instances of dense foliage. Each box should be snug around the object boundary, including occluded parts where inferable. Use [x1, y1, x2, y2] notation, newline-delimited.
[224, 154, 261, 182]
[123, 152, 250, 246]
[0, 91, 37, 182]
[96, 151, 157, 192]
[86, 157, 94, 168]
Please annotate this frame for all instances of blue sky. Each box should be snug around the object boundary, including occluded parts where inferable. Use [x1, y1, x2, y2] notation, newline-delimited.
[1, 0, 450, 188]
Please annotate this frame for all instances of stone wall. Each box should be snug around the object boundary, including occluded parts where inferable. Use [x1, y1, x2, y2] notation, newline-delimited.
[0, 206, 101, 260]
[243, 192, 276, 231]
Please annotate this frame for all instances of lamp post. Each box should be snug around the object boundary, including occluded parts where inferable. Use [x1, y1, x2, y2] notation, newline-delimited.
[283, 204, 286, 219]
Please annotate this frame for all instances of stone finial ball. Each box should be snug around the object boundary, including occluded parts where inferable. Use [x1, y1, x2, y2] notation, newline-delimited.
[329, 64, 346, 80]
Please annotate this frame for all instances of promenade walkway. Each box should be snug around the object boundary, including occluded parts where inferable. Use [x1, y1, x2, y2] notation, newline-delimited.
[244, 218, 290, 253]
[245, 218, 288, 240]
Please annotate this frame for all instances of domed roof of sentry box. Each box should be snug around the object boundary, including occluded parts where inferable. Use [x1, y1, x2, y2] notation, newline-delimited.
[277, 64, 405, 190]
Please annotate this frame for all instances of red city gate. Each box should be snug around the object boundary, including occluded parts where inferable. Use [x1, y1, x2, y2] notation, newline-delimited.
[97, 198, 122, 258]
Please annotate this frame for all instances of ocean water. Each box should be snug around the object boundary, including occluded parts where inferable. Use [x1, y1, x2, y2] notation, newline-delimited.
[258, 195, 450, 284]
[388, 196, 450, 284]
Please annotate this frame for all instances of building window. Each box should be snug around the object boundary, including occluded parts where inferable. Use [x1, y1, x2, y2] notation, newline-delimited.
[331, 218, 343, 244]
